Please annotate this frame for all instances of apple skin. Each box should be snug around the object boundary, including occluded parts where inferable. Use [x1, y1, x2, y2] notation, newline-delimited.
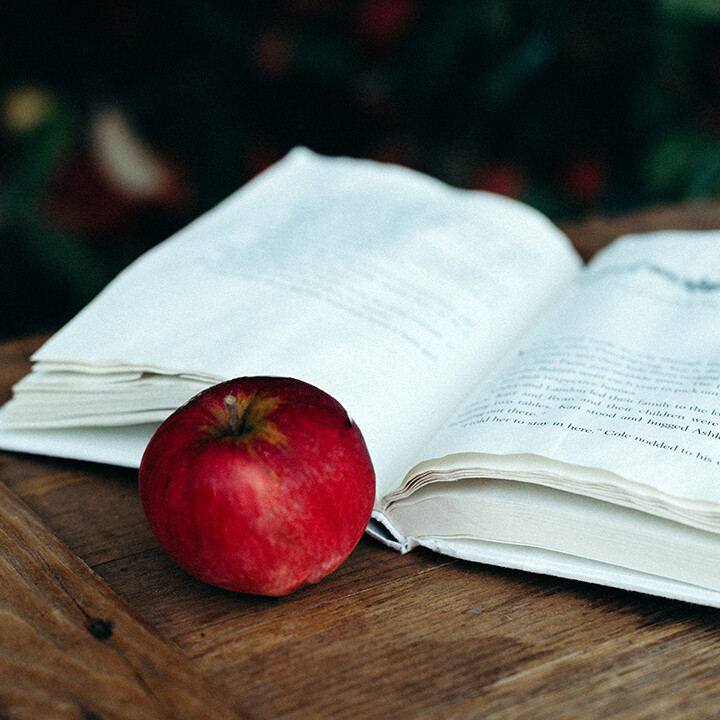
[138, 376, 376, 596]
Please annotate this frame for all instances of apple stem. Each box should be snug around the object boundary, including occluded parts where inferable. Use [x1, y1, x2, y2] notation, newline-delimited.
[224, 394, 240, 434]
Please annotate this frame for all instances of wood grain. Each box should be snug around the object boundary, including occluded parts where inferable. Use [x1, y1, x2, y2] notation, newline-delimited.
[0, 476, 238, 719]
[3, 202, 720, 718]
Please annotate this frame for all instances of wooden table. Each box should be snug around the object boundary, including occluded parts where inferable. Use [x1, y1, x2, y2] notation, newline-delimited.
[3, 202, 720, 719]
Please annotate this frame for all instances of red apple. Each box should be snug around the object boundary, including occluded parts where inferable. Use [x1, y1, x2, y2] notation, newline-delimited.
[138, 377, 376, 596]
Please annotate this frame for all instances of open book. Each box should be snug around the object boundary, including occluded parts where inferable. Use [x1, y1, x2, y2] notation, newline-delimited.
[3, 148, 720, 607]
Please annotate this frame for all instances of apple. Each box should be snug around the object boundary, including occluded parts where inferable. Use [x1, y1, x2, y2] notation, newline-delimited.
[138, 376, 376, 596]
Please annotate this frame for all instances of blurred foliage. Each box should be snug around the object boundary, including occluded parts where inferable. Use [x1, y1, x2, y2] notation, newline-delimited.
[1, 0, 719, 339]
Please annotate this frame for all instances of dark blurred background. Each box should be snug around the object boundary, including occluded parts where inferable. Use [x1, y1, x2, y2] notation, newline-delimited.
[2, 0, 720, 341]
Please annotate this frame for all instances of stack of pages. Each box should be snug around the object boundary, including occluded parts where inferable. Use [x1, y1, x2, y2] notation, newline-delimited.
[3, 148, 720, 607]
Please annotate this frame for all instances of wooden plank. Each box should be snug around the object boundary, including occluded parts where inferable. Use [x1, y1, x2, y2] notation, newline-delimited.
[561, 199, 720, 260]
[6, 452, 720, 720]
[0, 480, 240, 720]
[159, 555, 720, 719]
[0, 333, 45, 405]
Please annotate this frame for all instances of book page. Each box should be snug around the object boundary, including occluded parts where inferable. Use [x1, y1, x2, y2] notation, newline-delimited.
[387, 476, 720, 591]
[381, 478, 720, 606]
[1, 149, 581, 499]
[405, 231, 720, 521]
